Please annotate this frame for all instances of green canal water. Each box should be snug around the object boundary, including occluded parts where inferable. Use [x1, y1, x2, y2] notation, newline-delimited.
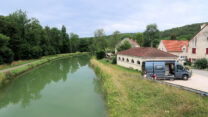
[0, 55, 106, 117]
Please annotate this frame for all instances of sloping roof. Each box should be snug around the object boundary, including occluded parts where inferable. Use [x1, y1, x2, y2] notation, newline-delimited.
[116, 38, 139, 48]
[190, 24, 208, 41]
[161, 40, 188, 52]
[118, 47, 177, 58]
[129, 39, 140, 46]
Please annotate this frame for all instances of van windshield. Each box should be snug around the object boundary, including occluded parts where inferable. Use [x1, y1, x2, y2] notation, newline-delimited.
[177, 65, 184, 71]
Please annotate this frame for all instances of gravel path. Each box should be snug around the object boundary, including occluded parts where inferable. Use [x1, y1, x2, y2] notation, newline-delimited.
[0, 60, 40, 73]
[165, 69, 208, 92]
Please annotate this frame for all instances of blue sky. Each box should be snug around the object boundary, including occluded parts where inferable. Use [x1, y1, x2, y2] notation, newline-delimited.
[1, 0, 208, 37]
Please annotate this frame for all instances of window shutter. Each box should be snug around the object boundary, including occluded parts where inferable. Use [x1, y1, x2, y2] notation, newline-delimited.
[206, 48, 208, 54]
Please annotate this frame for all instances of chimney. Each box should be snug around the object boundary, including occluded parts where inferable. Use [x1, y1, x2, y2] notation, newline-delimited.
[201, 24, 207, 29]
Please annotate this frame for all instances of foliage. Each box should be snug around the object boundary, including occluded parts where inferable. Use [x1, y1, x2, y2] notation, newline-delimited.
[94, 29, 107, 51]
[143, 24, 160, 47]
[96, 50, 106, 59]
[0, 10, 92, 65]
[194, 58, 208, 69]
[184, 58, 192, 66]
[0, 34, 14, 63]
[117, 40, 132, 51]
[112, 56, 117, 64]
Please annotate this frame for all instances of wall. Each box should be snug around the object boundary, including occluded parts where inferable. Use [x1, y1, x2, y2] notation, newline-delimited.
[117, 54, 177, 71]
[188, 25, 208, 62]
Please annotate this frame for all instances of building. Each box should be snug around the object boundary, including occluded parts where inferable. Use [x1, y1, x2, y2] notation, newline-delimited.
[158, 40, 188, 62]
[115, 38, 140, 53]
[117, 47, 177, 70]
[188, 24, 208, 62]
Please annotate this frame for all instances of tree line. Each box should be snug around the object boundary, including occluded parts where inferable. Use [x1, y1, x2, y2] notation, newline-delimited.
[0, 10, 90, 64]
[1, 10, 204, 64]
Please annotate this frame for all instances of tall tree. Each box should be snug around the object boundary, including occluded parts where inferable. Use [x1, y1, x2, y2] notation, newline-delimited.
[94, 29, 107, 51]
[70, 33, 79, 52]
[0, 34, 14, 63]
[143, 24, 159, 47]
[110, 30, 120, 50]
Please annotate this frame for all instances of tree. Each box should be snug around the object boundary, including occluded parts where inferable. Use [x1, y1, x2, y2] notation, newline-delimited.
[143, 24, 159, 47]
[70, 33, 79, 52]
[110, 30, 120, 50]
[117, 41, 132, 51]
[170, 33, 176, 40]
[0, 34, 14, 63]
[61, 25, 70, 53]
[94, 29, 107, 51]
[134, 33, 144, 47]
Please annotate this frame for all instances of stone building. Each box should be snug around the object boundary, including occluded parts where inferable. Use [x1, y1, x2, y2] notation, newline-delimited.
[117, 47, 177, 70]
[188, 24, 208, 62]
[158, 40, 188, 63]
[115, 38, 140, 53]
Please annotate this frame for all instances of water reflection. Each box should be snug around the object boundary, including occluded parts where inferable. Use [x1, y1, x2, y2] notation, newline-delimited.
[0, 54, 90, 109]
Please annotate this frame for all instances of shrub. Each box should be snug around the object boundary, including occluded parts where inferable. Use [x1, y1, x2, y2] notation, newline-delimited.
[96, 51, 105, 59]
[184, 58, 191, 66]
[112, 57, 117, 64]
[194, 58, 208, 69]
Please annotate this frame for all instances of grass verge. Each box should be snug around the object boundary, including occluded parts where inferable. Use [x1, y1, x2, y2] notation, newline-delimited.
[0, 52, 88, 88]
[90, 58, 208, 117]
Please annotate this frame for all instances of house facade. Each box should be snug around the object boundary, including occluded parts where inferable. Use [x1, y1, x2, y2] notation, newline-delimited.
[117, 47, 177, 70]
[115, 38, 140, 53]
[158, 40, 188, 63]
[187, 24, 208, 62]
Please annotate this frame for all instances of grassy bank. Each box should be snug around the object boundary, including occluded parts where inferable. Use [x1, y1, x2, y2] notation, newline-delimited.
[0, 52, 88, 88]
[90, 58, 208, 117]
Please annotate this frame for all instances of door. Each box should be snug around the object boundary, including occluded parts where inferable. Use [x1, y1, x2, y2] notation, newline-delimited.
[175, 64, 184, 78]
[154, 62, 165, 78]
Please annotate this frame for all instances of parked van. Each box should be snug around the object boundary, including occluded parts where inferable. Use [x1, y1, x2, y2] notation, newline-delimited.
[142, 61, 191, 80]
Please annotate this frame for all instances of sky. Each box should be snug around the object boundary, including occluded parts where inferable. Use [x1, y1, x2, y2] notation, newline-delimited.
[0, 0, 208, 37]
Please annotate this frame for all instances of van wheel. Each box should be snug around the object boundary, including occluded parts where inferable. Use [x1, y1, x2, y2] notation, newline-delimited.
[183, 75, 188, 80]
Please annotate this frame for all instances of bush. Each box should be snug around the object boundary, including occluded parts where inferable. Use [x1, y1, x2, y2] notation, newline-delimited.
[96, 51, 105, 59]
[194, 58, 208, 69]
[112, 57, 117, 64]
[184, 59, 191, 66]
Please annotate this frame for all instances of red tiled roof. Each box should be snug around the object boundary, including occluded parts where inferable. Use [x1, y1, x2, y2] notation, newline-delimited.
[161, 40, 188, 52]
[118, 47, 177, 58]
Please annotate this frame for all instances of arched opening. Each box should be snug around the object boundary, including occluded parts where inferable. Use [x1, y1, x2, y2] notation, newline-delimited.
[126, 58, 129, 62]
[137, 61, 140, 65]
[131, 59, 134, 63]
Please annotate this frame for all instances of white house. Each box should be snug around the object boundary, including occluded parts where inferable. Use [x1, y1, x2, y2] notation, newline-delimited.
[115, 38, 140, 53]
[117, 47, 177, 70]
[158, 40, 188, 63]
[187, 24, 208, 62]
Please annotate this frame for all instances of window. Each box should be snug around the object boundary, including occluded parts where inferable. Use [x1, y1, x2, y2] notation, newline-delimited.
[122, 58, 125, 61]
[119, 57, 121, 60]
[182, 48, 185, 51]
[177, 65, 184, 71]
[155, 65, 164, 70]
[192, 48, 196, 54]
[126, 58, 129, 62]
[206, 48, 208, 54]
[131, 59, 134, 63]
[137, 61, 140, 65]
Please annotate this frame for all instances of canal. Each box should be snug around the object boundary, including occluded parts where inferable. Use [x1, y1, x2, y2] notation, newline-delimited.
[0, 54, 106, 117]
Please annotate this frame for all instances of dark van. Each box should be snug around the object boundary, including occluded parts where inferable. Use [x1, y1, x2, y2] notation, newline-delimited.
[142, 61, 191, 80]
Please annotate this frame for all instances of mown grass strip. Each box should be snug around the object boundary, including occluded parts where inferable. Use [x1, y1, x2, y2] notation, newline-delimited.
[90, 58, 208, 117]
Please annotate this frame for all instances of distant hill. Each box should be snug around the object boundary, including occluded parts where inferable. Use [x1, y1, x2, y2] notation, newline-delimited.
[81, 22, 207, 40]
[160, 22, 207, 40]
